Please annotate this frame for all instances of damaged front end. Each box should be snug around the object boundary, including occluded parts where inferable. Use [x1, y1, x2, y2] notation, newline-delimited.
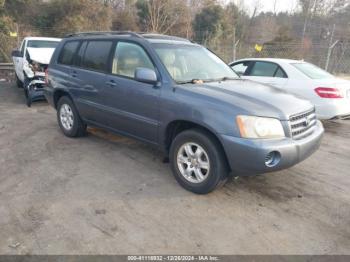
[23, 48, 54, 107]
[23, 59, 47, 107]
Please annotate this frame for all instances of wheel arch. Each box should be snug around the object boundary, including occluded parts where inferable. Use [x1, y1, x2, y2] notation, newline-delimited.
[164, 120, 231, 171]
[53, 89, 74, 109]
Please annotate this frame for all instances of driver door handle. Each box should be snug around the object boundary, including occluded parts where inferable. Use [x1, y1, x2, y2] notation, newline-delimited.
[71, 71, 78, 78]
[106, 80, 118, 87]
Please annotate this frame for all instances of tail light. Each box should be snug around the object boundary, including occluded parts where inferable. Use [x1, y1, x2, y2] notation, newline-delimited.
[45, 69, 49, 85]
[314, 87, 343, 98]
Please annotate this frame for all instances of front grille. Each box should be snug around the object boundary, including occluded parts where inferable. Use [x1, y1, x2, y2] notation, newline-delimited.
[289, 108, 317, 140]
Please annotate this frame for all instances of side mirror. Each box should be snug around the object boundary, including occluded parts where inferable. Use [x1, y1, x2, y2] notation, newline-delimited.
[135, 67, 157, 85]
[11, 49, 22, 57]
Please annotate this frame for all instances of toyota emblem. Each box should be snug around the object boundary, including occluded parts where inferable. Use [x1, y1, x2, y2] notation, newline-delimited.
[303, 117, 310, 127]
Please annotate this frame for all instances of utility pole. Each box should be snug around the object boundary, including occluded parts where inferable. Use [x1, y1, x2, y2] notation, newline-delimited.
[325, 24, 337, 71]
[273, 0, 277, 15]
[16, 23, 19, 48]
[232, 27, 240, 62]
[301, 0, 317, 54]
[233, 27, 236, 62]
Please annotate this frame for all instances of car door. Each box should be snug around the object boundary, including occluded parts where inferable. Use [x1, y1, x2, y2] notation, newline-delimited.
[103, 41, 160, 144]
[68, 40, 114, 125]
[234, 61, 288, 89]
[13, 40, 26, 82]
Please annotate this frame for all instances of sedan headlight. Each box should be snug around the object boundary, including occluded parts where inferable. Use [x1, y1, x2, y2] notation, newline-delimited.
[236, 115, 285, 139]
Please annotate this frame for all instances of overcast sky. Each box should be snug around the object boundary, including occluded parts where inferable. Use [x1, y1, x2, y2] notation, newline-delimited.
[231, 0, 299, 14]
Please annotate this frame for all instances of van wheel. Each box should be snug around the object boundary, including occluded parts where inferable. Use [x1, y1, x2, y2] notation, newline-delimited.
[170, 129, 228, 194]
[23, 88, 32, 107]
[15, 74, 23, 88]
[57, 96, 87, 137]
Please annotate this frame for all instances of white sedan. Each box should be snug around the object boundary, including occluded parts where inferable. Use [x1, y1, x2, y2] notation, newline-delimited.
[229, 58, 350, 119]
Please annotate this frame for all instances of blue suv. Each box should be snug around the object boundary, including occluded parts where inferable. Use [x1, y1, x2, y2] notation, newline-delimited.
[45, 32, 324, 194]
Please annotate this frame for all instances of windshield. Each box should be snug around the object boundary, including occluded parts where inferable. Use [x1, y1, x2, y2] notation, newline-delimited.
[292, 62, 334, 79]
[153, 43, 238, 83]
[27, 40, 60, 49]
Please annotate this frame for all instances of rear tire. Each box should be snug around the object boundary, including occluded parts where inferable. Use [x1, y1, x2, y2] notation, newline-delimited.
[15, 74, 23, 88]
[170, 129, 228, 194]
[57, 96, 87, 137]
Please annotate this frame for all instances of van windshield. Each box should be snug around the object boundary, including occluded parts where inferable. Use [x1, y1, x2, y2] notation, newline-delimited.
[27, 40, 60, 49]
[153, 43, 238, 83]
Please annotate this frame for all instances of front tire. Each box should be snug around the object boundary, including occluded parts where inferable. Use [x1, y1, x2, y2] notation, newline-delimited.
[170, 129, 228, 194]
[57, 96, 87, 137]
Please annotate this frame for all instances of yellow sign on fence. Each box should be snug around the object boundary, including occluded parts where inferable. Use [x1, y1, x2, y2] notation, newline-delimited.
[9, 32, 18, 37]
[255, 44, 263, 52]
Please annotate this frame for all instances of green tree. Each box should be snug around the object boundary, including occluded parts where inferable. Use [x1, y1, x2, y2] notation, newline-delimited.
[112, 0, 139, 31]
[34, 0, 113, 37]
[0, 0, 18, 62]
[192, 4, 224, 43]
[136, 0, 189, 34]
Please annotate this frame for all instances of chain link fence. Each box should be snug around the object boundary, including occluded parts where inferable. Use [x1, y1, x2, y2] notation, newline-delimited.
[1, 26, 350, 76]
[207, 41, 350, 76]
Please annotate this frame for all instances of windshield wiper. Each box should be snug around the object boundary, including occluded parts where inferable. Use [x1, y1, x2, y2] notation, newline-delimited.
[199, 77, 240, 83]
[177, 77, 240, 85]
[177, 79, 203, 84]
[214, 76, 240, 82]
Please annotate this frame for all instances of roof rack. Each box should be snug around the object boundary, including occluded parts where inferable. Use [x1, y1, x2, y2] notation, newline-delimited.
[65, 31, 192, 43]
[65, 31, 143, 38]
[141, 33, 190, 42]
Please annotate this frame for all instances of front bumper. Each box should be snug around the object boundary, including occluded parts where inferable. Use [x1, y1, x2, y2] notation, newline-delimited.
[26, 78, 46, 103]
[220, 120, 324, 175]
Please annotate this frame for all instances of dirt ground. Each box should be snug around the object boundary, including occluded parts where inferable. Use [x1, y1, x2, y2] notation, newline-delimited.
[0, 82, 349, 255]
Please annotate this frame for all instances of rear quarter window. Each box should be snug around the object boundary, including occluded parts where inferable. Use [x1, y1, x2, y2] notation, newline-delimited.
[58, 41, 80, 65]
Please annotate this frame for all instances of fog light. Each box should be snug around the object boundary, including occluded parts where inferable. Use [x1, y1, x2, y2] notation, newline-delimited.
[265, 151, 281, 167]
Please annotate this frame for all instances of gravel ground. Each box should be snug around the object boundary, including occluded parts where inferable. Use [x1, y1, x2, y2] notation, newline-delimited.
[0, 82, 349, 255]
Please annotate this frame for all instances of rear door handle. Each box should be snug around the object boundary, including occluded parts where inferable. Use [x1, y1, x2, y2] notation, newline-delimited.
[106, 80, 118, 87]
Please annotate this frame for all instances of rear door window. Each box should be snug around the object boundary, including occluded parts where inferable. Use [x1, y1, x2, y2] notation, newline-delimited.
[58, 41, 80, 65]
[249, 62, 278, 77]
[81, 41, 113, 72]
[249, 61, 287, 78]
[74, 41, 88, 66]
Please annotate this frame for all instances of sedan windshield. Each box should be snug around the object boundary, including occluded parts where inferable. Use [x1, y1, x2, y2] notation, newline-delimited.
[153, 43, 238, 83]
[27, 40, 60, 49]
[292, 62, 334, 79]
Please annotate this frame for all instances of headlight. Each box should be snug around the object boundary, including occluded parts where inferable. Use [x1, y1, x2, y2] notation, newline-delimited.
[236, 115, 285, 139]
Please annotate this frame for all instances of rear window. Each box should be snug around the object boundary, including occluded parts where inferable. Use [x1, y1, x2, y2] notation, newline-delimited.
[81, 41, 113, 72]
[292, 63, 334, 79]
[58, 41, 80, 65]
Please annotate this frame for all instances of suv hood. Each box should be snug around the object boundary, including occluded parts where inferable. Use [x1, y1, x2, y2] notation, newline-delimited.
[179, 79, 314, 120]
[27, 47, 55, 65]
